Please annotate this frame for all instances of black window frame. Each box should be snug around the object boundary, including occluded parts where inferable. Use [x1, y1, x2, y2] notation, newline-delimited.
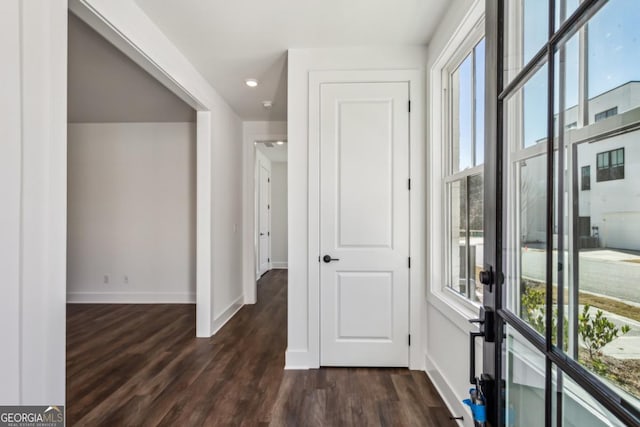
[596, 147, 625, 182]
[581, 165, 591, 190]
[594, 106, 618, 122]
[482, 1, 640, 426]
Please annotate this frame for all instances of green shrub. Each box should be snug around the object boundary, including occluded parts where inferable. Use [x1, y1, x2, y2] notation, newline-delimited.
[578, 304, 631, 360]
[521, 286, 568, 350]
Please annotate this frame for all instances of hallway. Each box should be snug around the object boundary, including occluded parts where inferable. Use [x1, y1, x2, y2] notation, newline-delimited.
[66, 270, 455, 426]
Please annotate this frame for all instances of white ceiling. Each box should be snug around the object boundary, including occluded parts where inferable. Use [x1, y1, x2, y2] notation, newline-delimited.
[68, 13, 195, 123]
[257, 142, 288, 163]
[133, 0, 450, 121]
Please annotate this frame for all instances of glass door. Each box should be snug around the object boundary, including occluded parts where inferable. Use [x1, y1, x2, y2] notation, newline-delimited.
[479, 1, 640, 425]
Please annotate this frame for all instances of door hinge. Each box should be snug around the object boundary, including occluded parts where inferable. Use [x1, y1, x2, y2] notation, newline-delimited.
[268, 257, 270, 263]
[268, 178, 270, 183]
[408, 257, 411, 268]
[268, 231, 270, 236]
[408, 100, 411, 113]
[408, 178, 411, 190]
[408, 334, 411, 346]
[268, 204, 270, 210]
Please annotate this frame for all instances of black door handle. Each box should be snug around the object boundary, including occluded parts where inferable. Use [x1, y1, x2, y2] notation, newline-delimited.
[323, 255, 340, 263]
[468, 307, 495, 384]
[469, 331, 484, 384]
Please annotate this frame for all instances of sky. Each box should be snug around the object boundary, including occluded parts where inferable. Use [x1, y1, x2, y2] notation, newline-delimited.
[456, 39, 485, 171]
[523, 0, 640, 146]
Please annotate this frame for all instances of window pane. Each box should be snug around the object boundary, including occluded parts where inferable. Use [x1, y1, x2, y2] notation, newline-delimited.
[448, 178, 468, 297]
[512, 155, 548, 335]
[581, 166, 590, 191]
[452, 54, 473, 172]
[588, 0, 640, 101]
[555, 0, 580, 30]
[447, 175, 483, 304]
[505, 326, 547, 426]
[475, 39, 485, 165]
[523, 65, 549, 148]
[505, 63, 549, 150]
[504, 0, 550, 84]
[555, 0, 640, 408]
[504, 60, 550, 333]
[469, 173, 484, 302]
[556, 369, 630, 426]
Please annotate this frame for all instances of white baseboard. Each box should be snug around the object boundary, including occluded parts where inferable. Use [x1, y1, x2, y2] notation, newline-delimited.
[67, 291, 196, 304]
[210, 295, 244, 335]
[285, 349, 313, 369]
[424, 353, 472, 427]
[271, 262, 288, 269]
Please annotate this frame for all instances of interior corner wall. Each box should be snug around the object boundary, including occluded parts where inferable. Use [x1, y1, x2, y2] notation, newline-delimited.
[67, 122, 196, 303]
[0, 0, 67, 405]
[286, 47, 428, 369]
[270, 162, 288, 268]
[424, 0, 483, 425]
[241, 121, 287, 304]
[210, 107, 244, 334]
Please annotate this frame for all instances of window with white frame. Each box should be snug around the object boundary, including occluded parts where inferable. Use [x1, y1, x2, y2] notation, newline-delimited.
[444, 33, 485, 304]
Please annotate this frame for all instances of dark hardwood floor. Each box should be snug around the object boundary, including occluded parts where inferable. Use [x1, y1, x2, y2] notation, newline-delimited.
[67, 269, 456, 426]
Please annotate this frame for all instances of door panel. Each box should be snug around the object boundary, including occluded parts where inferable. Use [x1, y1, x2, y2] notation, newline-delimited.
[258, 162, 270, 276]
[320, 81, 409, 367]
[337, 101, 393, 248]
[336, 272, 394, 340]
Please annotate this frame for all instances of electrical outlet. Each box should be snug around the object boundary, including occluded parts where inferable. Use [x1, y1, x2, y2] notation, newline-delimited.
[124, 275, 129, 285]
[103, 275, 109, 284]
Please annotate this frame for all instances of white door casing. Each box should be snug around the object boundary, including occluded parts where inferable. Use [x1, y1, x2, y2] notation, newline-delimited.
[319, 81, 410, 366]
[257, 155, 271, 276]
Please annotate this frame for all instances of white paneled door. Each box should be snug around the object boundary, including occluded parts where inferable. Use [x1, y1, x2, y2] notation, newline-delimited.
[258, 162, 271, 276]
[320, 82, 410, 366]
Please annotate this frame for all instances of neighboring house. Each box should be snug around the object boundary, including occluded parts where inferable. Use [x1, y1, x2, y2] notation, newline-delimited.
[521, 81, 640, 252]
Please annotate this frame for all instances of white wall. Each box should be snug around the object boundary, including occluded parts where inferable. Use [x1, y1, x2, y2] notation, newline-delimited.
[67, 122, 196, 303]
[242, 121, 287, 303]
[210, 107, 244, 333]
[0, 0, 67, 405]
[286, 47, 427, 370]
[271, 162, 288, 268]
[425, 1, 483, 426]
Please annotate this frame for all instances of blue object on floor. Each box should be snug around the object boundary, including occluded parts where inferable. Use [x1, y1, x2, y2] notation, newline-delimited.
[463, 387, 487, 424]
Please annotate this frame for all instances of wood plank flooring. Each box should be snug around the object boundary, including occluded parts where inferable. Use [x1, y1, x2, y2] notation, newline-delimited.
[67, 269, 457, 426]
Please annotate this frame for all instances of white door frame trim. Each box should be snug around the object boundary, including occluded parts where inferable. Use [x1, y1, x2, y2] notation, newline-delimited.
[308, 69, 425, 369]
[68, 0, 213, 337]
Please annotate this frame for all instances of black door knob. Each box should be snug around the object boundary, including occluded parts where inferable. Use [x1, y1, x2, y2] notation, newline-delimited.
[479, 269, 493, 285]
[323, 255, 340, 263]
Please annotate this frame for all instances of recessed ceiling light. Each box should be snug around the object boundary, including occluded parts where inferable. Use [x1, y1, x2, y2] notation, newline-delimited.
[262, 101, 273, 109]
[245, 79, 258, 88]
[276, 141, 284, 145]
